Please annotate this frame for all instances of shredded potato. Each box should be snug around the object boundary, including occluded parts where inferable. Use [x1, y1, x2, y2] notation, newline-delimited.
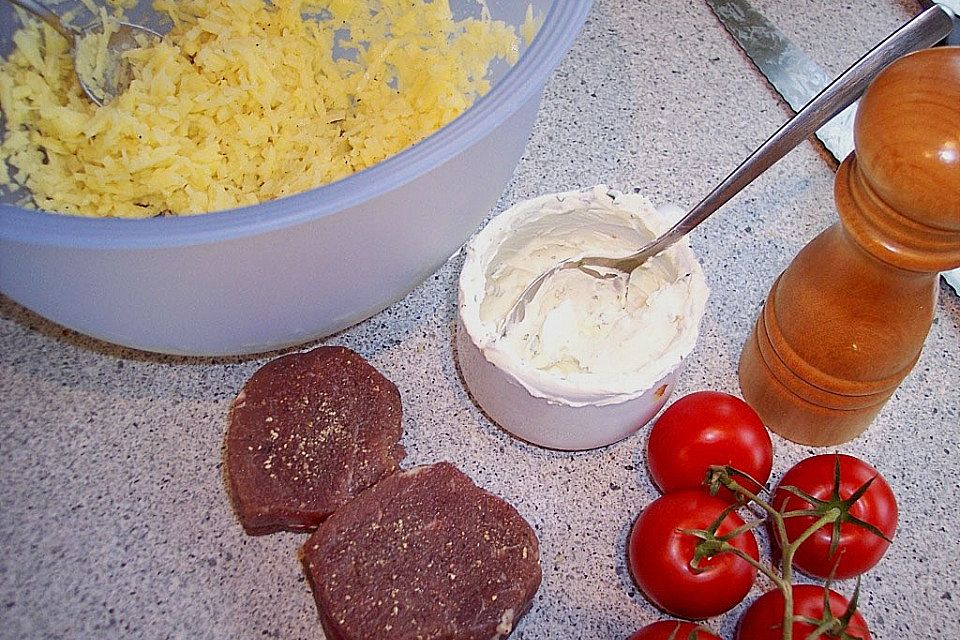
[0, 0, 520, 217]
[73, 6, 123, 95]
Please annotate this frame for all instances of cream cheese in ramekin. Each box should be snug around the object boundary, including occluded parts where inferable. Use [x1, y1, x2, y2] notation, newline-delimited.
[458, 185, 709, 408]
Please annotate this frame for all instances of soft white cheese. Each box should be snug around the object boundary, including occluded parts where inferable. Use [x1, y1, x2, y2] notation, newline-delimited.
[458, 185, 709, 407]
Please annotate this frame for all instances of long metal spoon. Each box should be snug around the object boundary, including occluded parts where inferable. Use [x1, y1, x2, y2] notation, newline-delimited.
[6, 0, 161, 106]
[500, 3, 955, 333]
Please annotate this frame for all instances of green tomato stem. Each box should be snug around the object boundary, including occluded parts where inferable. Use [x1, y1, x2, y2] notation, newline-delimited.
[705, 466, 845, 640]
[778, 510, 840, 640]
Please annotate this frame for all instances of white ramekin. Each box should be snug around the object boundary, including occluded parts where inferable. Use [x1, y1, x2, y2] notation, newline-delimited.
[456, 187, 707, 450]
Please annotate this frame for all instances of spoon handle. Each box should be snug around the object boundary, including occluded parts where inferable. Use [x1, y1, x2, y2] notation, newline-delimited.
[612, 4, 955, 272]
[6, 0, 78, 41]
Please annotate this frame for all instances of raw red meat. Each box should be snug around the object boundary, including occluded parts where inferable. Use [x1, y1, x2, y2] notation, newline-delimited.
[225, 346, 405, 535]
[301, 462, 541, 640]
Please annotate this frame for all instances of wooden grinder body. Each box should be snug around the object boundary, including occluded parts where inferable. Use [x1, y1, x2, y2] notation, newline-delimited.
[739, 47, 960, 446]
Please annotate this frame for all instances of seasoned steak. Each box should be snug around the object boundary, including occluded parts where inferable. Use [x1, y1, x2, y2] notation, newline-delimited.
[301, 462, 542, 640]
[225, 346, 405, 535]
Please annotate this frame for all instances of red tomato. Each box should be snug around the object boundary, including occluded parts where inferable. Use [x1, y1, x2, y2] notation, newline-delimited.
[628, 620, 721, 640]
[646, 391, 772, 500]
[736, 585, 871, 640]
[627, 620, 720, 640]
[628, 490, 759, 620]
[772, 454, 897, 579]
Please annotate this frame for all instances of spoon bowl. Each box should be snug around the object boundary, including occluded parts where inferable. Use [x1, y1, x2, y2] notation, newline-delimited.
[73, 19, 162, 106]
[6, 0, 161, 105]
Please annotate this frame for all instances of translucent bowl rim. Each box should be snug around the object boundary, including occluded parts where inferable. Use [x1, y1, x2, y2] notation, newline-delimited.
[0, 0, 593, 249]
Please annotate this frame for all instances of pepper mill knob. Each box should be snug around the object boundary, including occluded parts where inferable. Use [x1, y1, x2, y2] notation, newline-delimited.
[738, 47, 960, 446]
[851, 46, 960, 270]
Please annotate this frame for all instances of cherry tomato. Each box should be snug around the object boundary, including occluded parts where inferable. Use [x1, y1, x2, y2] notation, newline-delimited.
[647, 391, 772, 500]
[628, 489, 759, 620]
[628, 620, 721, 640]
[772, 454, 897, 579]
[736, 584, 871, 640]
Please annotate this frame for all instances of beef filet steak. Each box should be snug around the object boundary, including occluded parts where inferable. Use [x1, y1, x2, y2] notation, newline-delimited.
[301, 462, 541, 640]
[225, 346, 405, 535]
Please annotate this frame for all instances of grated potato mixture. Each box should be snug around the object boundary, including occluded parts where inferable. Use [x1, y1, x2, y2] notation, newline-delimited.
[0, 0, 521, 217]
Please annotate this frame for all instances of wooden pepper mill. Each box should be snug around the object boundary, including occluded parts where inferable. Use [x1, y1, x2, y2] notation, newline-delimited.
[738, 46, 960, 446]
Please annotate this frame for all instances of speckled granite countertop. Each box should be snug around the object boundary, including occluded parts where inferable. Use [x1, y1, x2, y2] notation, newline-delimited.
[2, 1, 958, 639]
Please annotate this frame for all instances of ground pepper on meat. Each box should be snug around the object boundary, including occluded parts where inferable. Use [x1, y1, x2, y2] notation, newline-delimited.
[301, 462, 541, 640]
[224, 346, 405, 535]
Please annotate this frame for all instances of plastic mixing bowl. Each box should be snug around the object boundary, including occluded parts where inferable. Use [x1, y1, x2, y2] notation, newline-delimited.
[0, 0, 592, 355]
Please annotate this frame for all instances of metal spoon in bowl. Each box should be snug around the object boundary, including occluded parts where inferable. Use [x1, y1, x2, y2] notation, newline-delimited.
[6, 0, 161, 106]
[500, 4, 955, 334]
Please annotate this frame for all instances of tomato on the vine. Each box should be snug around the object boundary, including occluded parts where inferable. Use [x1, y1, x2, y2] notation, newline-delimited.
[628, 620, 721, 640]
[772, 454, 897, 580]
[646, 391, 772, 500]
[628, 489, 759, 620]
[736, 584, 871, 640]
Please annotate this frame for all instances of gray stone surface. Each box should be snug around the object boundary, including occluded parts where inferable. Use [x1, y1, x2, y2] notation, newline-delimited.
[2, 1, 958, 639]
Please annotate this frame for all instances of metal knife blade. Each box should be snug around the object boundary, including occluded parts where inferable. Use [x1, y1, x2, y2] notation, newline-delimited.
[706, 0, 855, 162]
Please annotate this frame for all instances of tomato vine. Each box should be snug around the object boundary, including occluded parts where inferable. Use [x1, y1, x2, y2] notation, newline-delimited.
[702, 459, 883, 640]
